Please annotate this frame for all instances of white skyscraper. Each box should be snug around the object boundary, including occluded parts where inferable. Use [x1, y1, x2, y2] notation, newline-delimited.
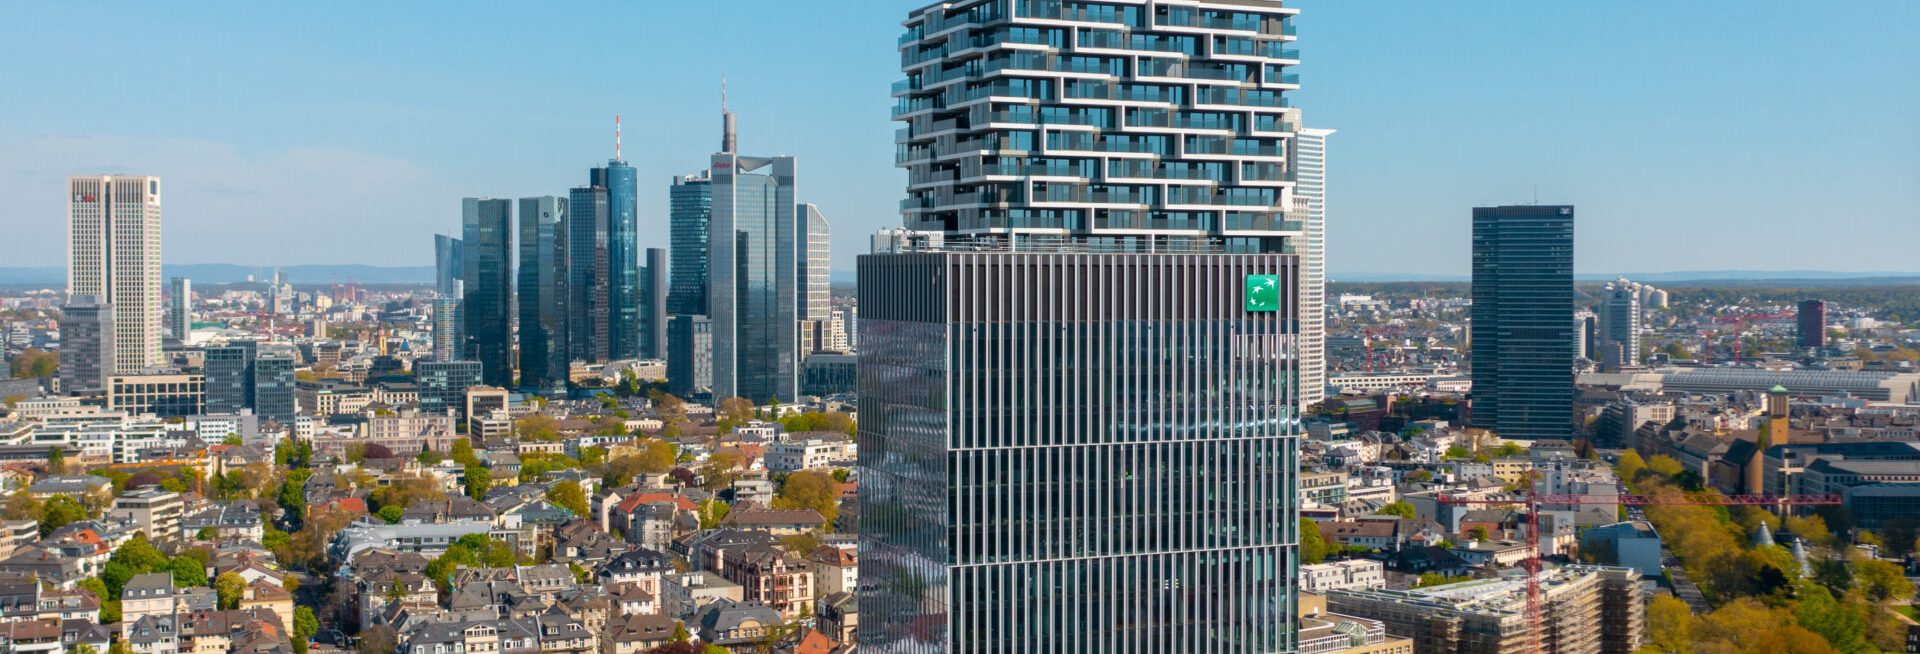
[1294, 126, 1334, 409]
[69, 175, 163, 373]
[1599, 278, 1643, 371]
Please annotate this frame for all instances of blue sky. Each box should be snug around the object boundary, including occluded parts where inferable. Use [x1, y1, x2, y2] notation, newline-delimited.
[1, 1, 1914, 277]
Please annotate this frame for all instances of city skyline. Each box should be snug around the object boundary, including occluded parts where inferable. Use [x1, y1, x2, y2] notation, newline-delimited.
[2, 2, 1915, 276]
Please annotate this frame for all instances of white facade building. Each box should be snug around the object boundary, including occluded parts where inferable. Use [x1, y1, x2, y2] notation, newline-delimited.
[69, 175, 164, 373]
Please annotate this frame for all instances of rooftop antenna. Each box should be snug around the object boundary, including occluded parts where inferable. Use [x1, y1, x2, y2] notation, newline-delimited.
[721, 75, 738, 154]
[615, 115, 622, 161]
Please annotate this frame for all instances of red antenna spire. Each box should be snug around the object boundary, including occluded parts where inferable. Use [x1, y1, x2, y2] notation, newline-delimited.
[615, 114, 623, 161]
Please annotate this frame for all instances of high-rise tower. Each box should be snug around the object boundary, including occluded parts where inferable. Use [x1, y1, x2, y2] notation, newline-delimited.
[462, 198, 515, 387]
[668, 173, 713, 317]
[601, 157, 642, 360]
[708, 110, 800, 404]
[167, 277, 192, 342]
[68, 175, 163, 373]
[568, 180, 612, 364]
[864, 2, 1307, 651]
[1598, 278, 1642, 371]
[519, 196, 570, 391]
[435, 234, 465, 297]
[1292, 126, 1333, 409]
[798, 203, 832, 324]
[1471, 205, 1576, 441]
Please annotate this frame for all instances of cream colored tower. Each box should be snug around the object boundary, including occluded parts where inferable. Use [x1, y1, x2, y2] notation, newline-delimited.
[68, 175, 163, 373]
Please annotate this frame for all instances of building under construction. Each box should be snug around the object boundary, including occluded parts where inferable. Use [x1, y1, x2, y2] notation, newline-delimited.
[1325, 566, 1644, 654]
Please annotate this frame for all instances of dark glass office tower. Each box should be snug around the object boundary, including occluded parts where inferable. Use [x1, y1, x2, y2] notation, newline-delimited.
[669, 173, 712, 317]
[568, 184, 611, 363]
[253, 354, 295, 425]
[667, 315, 712, 398]
[204, 340, 257, 414]
[462, 198, 515, 387]
[57, 297, 114, 394]
[600, 160, 642, 360]
[865, 2, 1308, 651]
[641, 248, 668, 360]
[1470, 205, 1576, 441]
[519, 196, 570, 391]
[419, 360, 483, 419]
[709, 151, 798, 404]
[435, 234, 465, 297]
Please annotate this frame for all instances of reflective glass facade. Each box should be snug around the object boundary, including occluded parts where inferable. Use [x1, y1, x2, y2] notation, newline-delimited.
[709, 153, 798, 403]
[462, 198, 515, 387]
[601, 161, 642, 360]
[253, 354, 296, 425]
[204, 341, 256, 414]
[859, 253, 1302, 653]
[873, 1, 1308, 650]
[435, 234, 464, 297]
[568, 185, 611, 363]
[1470, 205, 1576, 441]
[419, 360, 483, 420]
[669, 174, 712, 317]
[519, 196, 569, 391]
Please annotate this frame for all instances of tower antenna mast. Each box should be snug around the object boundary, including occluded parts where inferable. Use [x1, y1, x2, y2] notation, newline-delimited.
[615, 115, 622, 161]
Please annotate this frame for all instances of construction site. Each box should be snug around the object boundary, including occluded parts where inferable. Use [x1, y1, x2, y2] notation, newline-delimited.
[1323, 566, 1645, 654]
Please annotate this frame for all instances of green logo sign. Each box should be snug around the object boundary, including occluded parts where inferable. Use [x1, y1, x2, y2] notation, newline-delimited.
[1245, 274, 1280, 312]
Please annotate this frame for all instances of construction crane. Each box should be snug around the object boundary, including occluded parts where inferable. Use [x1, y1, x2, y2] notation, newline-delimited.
[1709, 310, 1796, 364]
[1435, 489, 1839, 653]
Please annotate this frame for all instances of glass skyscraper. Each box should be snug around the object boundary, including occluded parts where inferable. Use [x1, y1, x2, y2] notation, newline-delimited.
[253, 353, 296, 425]
[642, 247, 668, 360]
[519, 196, 570, 391]
[462, 198, 515, 387]
[568, 183, 611, 364]
[435, 233, 465, 297]
[798, 203, 832, 323]
[204, 340, 257, 414]
[1291, 127, 1332, 409]
[864, 1, 1306, 651]
[600, 160, 642, 360]
[419, 360, 483, 420]
[709, 149, 799, 404]
[1470, 205, 1576, 441]
[669, 173, 712, 317]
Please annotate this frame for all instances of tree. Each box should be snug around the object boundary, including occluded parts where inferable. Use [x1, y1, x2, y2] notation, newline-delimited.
[1407, 469, 1433, 483]
[8, 349, 57, 379]
[293, 606, 319, 638]
[698, 500, 731, 530]
[1414, 573, 1473, 588]
[1643, 595, 1694, 654]
[514, 414, 561, 442]
[1792, 583, 1870, 654]
[1468, 526, 1490, 541]
[650, 390, 687, 426]
[451, 438, 480, 466]
[1374, 501, 1416, 519]
[2, 491, 39, 522]
[1300, 518, 1328, 564]
[1617, 450, 1648, 487]
[782, 532, 822, 555]
[215, 572, 247, 610]
[701, 451, 743, 490]
[547, 480, 589, 517]
[358, 625, 398, 654]
[46, 446, 66, 474]
[79, 577, 120, 622]
[773, 470, 842, 526]
[168, 556, 208, 587]
[417, 449, 443, 465]
[717, 396, 754, 423]
[464, 463, 492, 500]
[377, 505, 405, 524]
[1853, 556, 1914, 603]
[1443, 445, 1472, 460]
[369, 474, 446, 511]
[1878, 516, 1918, 558]
[38, 494, 86, 536]
[702, 645, 729, 654]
